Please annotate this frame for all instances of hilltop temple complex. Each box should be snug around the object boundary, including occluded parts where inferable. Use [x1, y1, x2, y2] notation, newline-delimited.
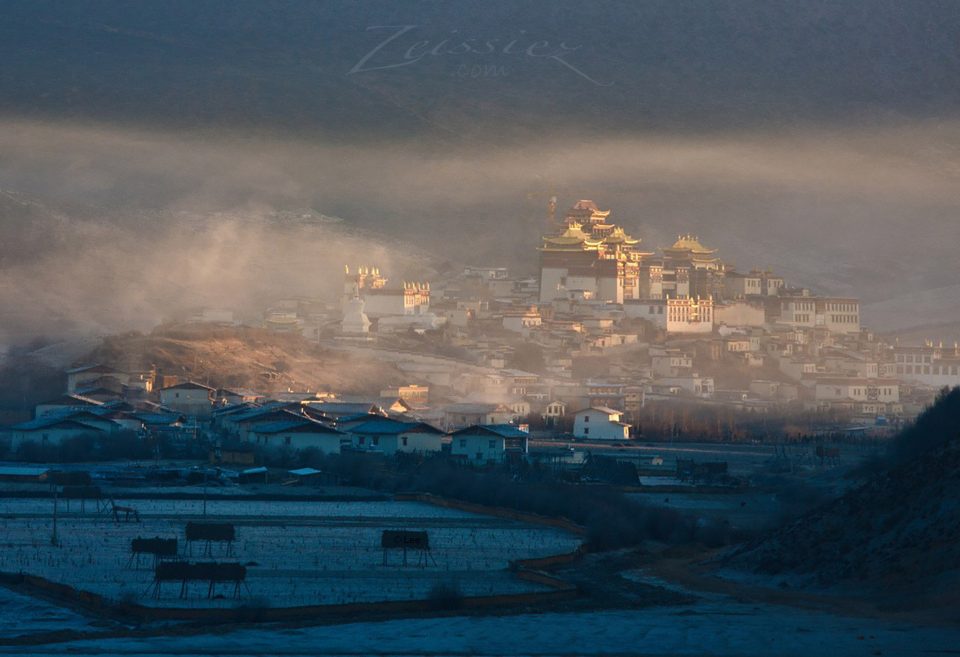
[539, 200, 733, 305]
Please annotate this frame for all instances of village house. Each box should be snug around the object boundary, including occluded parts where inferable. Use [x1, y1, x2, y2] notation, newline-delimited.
[651, 349, 694, 377]
[814, 378, 900, 405]
[218, 403, 306, 440]
[248, 417, 347, 454]
[34, 394, 102, 418]
[502, 306, 542, 335]
[65, 364, 130, 394]
[348, 418, 445, 455]
[659, 374, 716, 398]
[159, 381, 215, 418]
[542, 400, 567, 425]
[449, 424, 529, 464]
[379, 384, 429, 407]
[8, 411, 122, 451]
[441, 403, 523, 431]
[572, 407, 631, 441]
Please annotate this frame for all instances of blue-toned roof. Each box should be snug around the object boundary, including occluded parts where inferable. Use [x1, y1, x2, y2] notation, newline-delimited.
[307, 402, 380, 417]
[34, 408, 109, 422]
[212, 402, 253, 416]
[231, 404, 300, 423]
[451, 424, 529, 438]
[36, 394, 101, 407]
[65, 364, 123, 375]
[11, 417, 109, 432]
[161, 381, 215, 391]
[253, 418, 342, 435]
[134, 412, 183, 425]
[328, 412, 383, 424]
[350, 419, 443, 435]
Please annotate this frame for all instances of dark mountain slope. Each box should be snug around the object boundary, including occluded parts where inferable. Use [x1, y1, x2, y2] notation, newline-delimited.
[726, 388, 960, 608]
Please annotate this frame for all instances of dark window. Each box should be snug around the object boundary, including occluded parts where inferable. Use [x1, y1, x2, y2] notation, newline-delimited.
[584, 428, 589, 435]
[402, 436, 408, 446]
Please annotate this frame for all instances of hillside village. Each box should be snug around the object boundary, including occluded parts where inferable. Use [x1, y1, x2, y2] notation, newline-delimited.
[2, 199, 957, 466]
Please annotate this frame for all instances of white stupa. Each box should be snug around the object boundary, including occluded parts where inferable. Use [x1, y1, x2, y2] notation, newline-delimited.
[341, 296, 371, 334]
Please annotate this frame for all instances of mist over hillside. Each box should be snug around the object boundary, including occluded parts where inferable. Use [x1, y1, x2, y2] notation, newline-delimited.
[1, 1, 959, 343]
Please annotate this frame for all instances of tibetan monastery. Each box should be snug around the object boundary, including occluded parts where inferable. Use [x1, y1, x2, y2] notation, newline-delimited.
[538, 201, 744, 307]
[539, 200, 652, 304]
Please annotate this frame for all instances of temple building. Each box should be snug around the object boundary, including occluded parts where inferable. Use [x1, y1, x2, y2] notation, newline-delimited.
[343, 265, 430, 318]
[893, 343, 960, 388]
[538, 201, 786, 320]
[723, 269, 784, 299]
[778, 291, 860, 334]
[538, 200, 651, 304]
[623, 297, 714, 334]
[643, 234, 728, 300]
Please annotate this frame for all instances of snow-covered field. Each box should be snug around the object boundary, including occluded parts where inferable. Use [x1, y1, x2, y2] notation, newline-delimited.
[0, 499, 580, 608]
[7, 601, 960, 656]
[4, 500, 959, 656]
[627, 491, 783, 531]
[0, 586, 98, 637]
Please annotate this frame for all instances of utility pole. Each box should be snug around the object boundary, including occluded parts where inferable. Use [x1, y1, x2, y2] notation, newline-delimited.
[50, 483, 59, 547]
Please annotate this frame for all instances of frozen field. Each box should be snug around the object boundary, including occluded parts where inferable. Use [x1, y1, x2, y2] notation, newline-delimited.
[627, 491, 783, 531]
[7, 598, 960, 656]
[0, 499, 580, 608]
[0, 586, 99, 637]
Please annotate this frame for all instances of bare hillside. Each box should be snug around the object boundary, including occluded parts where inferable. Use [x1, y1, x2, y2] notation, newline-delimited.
[83, 324, 405, 395]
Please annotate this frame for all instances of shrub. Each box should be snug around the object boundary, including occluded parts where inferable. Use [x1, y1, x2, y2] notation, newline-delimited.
[427, 581, 463, 610]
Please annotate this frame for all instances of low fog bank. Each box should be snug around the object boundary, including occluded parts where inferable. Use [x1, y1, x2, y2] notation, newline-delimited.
[0, 200, 416, 345]
[1, 118, 959, 345]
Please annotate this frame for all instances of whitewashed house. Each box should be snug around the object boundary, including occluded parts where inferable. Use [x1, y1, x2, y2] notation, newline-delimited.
[573, 407, 631, 441]
[542, 400, 567, 424]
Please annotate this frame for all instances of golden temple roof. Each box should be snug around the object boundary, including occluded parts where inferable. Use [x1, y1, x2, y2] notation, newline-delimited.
[604, 226, 639, 245]
[667, 234, 716, 255]
[542, 222, 599, 249]
[566, 199, 611, 222]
